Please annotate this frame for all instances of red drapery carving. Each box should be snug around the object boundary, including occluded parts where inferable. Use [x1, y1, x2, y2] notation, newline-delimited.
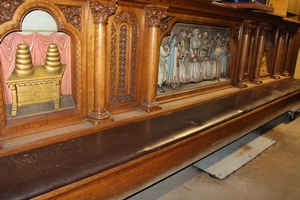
[0, 32, 71, 104]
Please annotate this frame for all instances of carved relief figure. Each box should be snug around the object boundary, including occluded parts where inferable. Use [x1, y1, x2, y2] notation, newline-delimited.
[199, 30, 210, 59]
[190, 28, 201, 57]
[179, 30, 191, 59]
[157, 36, 170, 93]
[166, 34, 182, 89]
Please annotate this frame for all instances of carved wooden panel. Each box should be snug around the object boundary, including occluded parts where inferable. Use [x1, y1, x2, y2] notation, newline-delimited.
[109, 12, 139, 106]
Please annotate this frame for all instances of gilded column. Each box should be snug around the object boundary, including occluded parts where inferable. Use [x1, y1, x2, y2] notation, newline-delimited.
[88, 1, 117, 125]
[235, 20, 256, 88]
[140, 5, 168, 113]
[251, 23, 271, 84]
[271, 27, 287, 79]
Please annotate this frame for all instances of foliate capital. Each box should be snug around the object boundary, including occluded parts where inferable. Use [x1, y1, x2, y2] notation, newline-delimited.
[90, 2, 117, 24]
[146, 6, 168, 27]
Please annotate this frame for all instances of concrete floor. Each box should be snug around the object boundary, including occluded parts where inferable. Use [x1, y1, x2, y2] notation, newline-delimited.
[127, 112, 300, 200]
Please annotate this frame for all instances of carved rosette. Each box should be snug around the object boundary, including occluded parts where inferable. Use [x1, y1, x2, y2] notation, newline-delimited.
[90, 2, 117, 24]
[57, 4, 82, 32]
[0, 0, 24, 25]
[146, 7, 167, 27]
[110, 12, 139, 106]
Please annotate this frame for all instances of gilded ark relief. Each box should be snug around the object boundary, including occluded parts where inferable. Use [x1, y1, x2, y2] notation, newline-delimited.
[0, 10, 75, 118]
[6, 43, 66, 116]
[157, 23, 231, 93]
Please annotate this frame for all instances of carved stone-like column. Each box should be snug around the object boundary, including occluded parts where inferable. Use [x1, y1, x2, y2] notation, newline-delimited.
[140, 5, 167, 113]
[271, 27, 286, 79]
[235, 20, 256, 88]
[282, 29, 296, 76]
[251, 23, 271, 84]
[88, 1, 117, 125]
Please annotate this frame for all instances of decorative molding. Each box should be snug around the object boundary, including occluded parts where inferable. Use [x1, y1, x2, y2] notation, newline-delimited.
[110, 12, 139, 106]
[90, 2, 117, 24]
[0, 0, 24, 25]
[146, 7, 167, 27]
[7, 78, 62, 88]
[57, 4, 82, 32]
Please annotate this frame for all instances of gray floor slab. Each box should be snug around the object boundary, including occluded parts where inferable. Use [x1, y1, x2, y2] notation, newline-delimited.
[193, 132, 276, 180]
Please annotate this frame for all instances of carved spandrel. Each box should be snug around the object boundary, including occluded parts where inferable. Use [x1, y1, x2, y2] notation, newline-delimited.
[160, 16, 174, 34]
[146, 7, 167, 27]
[57, 5, 82, 32]
[90, 2, 117, 24]
[0, 0, 24, 25]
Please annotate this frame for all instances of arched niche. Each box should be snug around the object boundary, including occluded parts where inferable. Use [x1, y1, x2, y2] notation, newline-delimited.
[0, 10, 75, 119]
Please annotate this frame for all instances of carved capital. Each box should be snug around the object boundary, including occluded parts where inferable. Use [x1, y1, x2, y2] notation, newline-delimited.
[279, 27, 289, 38]
[259, 23, 271, 36]
[0, 0, 24, 25]
[146, 6, 168, 27]
[243, 21, 256, 34]
[90, 2, 117, 24]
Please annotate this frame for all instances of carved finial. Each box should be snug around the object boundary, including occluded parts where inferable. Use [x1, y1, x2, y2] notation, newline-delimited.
[90, 2, 117, 24]
[146, 6, 168, 27]
[14, 44, 34, 77]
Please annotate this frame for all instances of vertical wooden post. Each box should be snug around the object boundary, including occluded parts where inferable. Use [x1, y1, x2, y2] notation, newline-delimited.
[88, 1, 117, 125]
[282, 29, 296, 76]
[271, 27, 286, 79]
[251, 23, 271, 84]
[140, 5, 168, 113]
[235, 20, 256, 88]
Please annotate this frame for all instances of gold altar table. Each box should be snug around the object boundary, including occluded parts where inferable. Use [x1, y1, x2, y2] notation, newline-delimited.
[6, 65, 66, 117]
